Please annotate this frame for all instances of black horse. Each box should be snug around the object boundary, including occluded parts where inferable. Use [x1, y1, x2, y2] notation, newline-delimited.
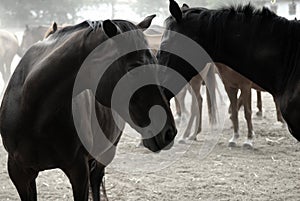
[0, 16, 177, 201]
[158, 0, 300, 143]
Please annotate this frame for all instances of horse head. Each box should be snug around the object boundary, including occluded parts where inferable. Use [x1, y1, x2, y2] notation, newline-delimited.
[94, 16, 177, 152]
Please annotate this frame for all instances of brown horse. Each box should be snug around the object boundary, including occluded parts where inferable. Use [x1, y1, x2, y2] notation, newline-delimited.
[216, 63, 284, 147]
[0, 30, 19, 83]
[175, 80, 283, 124]
[175, 73, 214, 141]
[173, 62, 284, 147]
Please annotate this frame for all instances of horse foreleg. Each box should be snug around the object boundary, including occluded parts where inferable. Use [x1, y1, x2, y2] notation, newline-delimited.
[193, 77, 203, 133]
[206, 86, 212, 120]
[241, 87, 255, 148]
[89, 160, 105, 201]
[174, 86, 188, 123]
[62, 153, 89, 201]
[225, 86, 239, 147]
[7, 156, 38, 201]
[181, 112, 194, 141]
[273, 97, 284, 123]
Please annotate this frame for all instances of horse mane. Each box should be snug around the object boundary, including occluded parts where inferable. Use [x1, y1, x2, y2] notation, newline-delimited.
[51, 19, 140, 40]
[113, 20, 138, 32]
[111, 20, 149, 47]
[51, 21, 93, 39]
[220, 3, 278, 20]
[179, 3, 280, 23]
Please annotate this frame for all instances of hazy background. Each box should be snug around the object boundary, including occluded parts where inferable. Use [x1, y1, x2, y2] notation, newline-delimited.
[1, 0, 300, 29]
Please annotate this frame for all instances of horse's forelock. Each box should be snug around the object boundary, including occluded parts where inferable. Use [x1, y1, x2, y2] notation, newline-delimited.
[113, 20, 149, 48]
[113, 20, 142, 33]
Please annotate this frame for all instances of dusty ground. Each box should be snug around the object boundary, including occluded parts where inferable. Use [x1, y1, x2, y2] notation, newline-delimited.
[0, 89, 299, 201]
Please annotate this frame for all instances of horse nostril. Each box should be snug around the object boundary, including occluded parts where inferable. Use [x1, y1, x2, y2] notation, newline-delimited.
[164, 127, 177, 144]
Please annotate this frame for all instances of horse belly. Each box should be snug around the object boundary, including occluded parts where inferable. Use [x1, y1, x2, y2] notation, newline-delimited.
[10, 134, 82, 171]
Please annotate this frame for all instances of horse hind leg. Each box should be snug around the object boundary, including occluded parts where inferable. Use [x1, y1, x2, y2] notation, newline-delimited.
[7, 156, 38, 201]
[256, 91, 263, 117]
[180, 108, 195, 143]
[241, 88, 255, 149]
[174, 86, 188, 124]
[187, 89, 203, 141]
[179, 93, 200, 142]
[188, 77, 203, 140]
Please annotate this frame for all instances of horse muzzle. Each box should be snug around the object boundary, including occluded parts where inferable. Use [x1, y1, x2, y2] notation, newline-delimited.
[142, 126, 177, 152]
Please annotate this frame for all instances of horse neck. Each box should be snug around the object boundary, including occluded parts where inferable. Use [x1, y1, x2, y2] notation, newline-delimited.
[21, 29, 106, 108]
[202, 16, 297, 96]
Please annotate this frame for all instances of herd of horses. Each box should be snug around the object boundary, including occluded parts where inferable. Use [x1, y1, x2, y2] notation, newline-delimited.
[0, 0, 299, 200]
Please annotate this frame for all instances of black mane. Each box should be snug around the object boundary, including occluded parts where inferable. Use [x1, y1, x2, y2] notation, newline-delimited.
[175, 4, 283, 23]
[52, 20, 97, 39]
[220, 3, 280, 19]
[222, 3, 277, 18]
[113, 20, 139, 32]
[51, 19, 139, 40]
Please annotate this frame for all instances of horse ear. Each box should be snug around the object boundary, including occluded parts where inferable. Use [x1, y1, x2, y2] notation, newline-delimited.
[182, 3, 189, 10]
[103, 20, 118, 38]
[44, 22, 58, 38]
[137, 14, 156, 31]
[52, 22, 58, 31]
[169, 0, 182, 22]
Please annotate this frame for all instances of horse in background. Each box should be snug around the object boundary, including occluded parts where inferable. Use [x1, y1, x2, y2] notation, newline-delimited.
[215, 63, 283, 147]
[18, 23, 63, 56]
[18, 25, 49, 56]
[144, 25, 163, 55]
[0, 30, 19, 84]
[173, 62, 283, 148]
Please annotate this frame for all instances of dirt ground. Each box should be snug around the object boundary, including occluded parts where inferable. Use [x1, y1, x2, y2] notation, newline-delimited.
[0, 89, 299, 201]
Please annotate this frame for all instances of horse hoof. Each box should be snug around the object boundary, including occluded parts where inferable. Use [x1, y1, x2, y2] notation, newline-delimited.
[178, 139, 187, 144]
[136, 141, 144, 148]
[228, 141, 237, 147]
[243, 142, 253, 149]
[256, 111, 262, 117]
[175, 116, 181, 124]
[188, 136, 197, 141]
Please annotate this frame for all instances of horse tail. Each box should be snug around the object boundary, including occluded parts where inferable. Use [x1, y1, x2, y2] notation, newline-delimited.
[202, 63, 218, 125]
